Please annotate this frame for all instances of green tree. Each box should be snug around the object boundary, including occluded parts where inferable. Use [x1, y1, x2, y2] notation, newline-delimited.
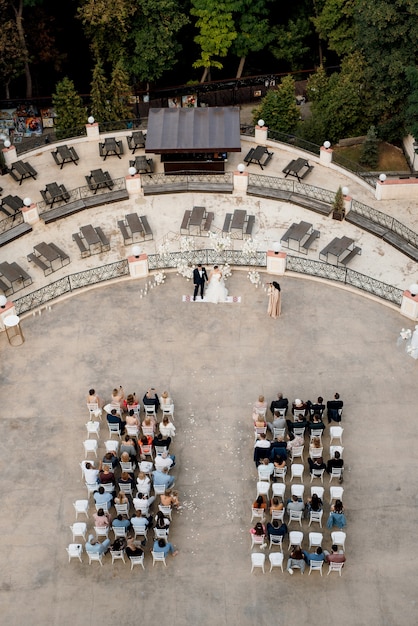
[355, 0, 418, 141]
[332, 186, 345, 219]
[312, 0, 355, 58]
[231, 0, 273, 78]
[109, 59, 134, 125]
[0, 0, 26, 98]
[52, 77, 87, 140]
[127, 0, 189, 86]
[270, 16, 312, 70]
[252, 76, 300, 134]
[360, 125, 379, 169]
[191, 0, 238, 82]
[405, 66, 418, 143]
[90, 58, 112, 123]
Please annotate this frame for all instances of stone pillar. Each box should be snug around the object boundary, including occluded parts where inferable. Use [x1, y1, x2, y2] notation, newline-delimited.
[0, 300, 17, 332]
[255, 124, 268, 145]
[320, 145, 333, 165]
[2, 144, 17, 167]
[125, 173, 142, 195]
[266, 250, 287, 275]
[85, 122, 100, 141]
[400, 290, 418, 321]
[233, 170, 248, 194]
[128, 253, 149, 278]
[22, 201, 40, 225]
[343, 194, 352, 215]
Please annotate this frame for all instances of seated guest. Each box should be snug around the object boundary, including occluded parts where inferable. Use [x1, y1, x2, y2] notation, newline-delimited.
[287, 546, 305, 574]
[286, 414, 308, 439]
[307, 396, 325, 419]
[160, 390, 173, 407]
[123, 392, 138, 411]
[152, 432, 172, 451]
[252, 495, 267, 511]
[302, 546, 326, 565]
[93, 508, 111, 528]
[286, 431, 304, 451]
[131, 511, 149, 535]
[270, 437, 288, 460]
[102, 451, 118, 469]
[120, 451, 136, 471]
[286, 495, 304, 513]
[327, 392, 343, 423]
[267, 410, 287, 434]
[160, 489, 181, 510]
[252, 395, 267, 422]
[83, 462, 99, 485]
[106, 408, 126, 433]
[126, 409, 139, 428]
[119, 471, 135, 490]
[270, 495, 284, 514]
[326, 544, 346, 565]
[114, 491, 130, 507]
[87, 388, 102, 408]
[308, 456, 326, 475]
[270, 392, 289, 416]
[291, 398, 308, 416]
[250, 522, 266, 546]
[98, 462, 115, 486]
[273, 455, 287, 470]
[309, 436, 322, 455]
[305, 492, 323, 513]
[110, 386, 125, 410]
[266, 520, 288, 540]
[120, 435, 138, 460]
[139, 435, 153, 459]
[326, 450, 344, 474]
[254, 415, 267, 429]
[125, 537, 144, 559]
[153, 537, 178, 557]
[253, 433, 271, 466]
[308, 413, 326, 434]
[112, 514, 131, 532]
[94, 485, 113, 509]
[155, 451, 175, 472]
[327, 500, 347, 529]
[86, 534, 110, 556]
[136, 471, 151, 495]
[133, 492, 155, 516]
[111, 536, 127, 552]
[152, 466, 175, 490]
[159, 416, 176, 439]
[155, 510, 171, 531]
[142, 415, 156, 432]
[143, 388, 160, 412]
[258, 457, 274, 478]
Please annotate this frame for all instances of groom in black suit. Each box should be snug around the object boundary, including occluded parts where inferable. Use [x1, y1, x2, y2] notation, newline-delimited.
[193, 264, 208, 301]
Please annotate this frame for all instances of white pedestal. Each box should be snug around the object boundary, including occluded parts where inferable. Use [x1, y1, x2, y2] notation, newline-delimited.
[22, 202, 40, 225]
[3, 145, 17, 167]
[0, 301, 16, 332]
[319, 146, 333, 165]
[343, 195, 352, 215]
[233, 170, 248, 194]
[85, 123, 100, 141]
[255, 125, 268, 145]
[128, 254, 149, 278]
[400, 290, 418, 320]
[126, 174, 142, 195]
[266, 250, 287, 275]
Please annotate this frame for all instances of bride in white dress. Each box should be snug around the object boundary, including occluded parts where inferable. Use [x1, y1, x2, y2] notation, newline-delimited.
[205, 266, 228, 303]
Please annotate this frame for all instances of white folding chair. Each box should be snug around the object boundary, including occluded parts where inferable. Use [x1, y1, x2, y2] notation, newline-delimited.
[288, 531, 303, 551]
[309, 447, 324, 460]
[158, 504, 172, 520]
[291, 484, 305, 500]
[250, 552, 265, 573]
[269, 534, 283, 550]
[83, 439, 98, 458]
[288, 510, 303, 527]
[85, 482, 98, 498]
[141, 426, 155, 438]
[329, 467, 343, 483]
[258, 465, 273, 482]
[330, 445, 344, 458]
[144, 405, 157, 418]
[254, 426, 267, 442]
[161, 404, 174, 419]
[85, 421, 100, 439]
[289, 445, 304, 463]
[87, 402, 101, 420]
[256, 481, 270, 500]
[273, 466, 287, 483]
[126, 425, 139, 437]
[115, 503, 129, 516]
[272, 483, 286, 501]
[290, 464, 304, 482]
[151, 551, 167, 566]
[309, 560, 323, 575]
[130, 555, 145, 570]
[153, 483, 166, 496]
[73, 500, 89, 519]
[251, 507, 265, 523]
[273, 427, 286, 439]
[95, 501, 110, 513]
[94, 526, 109, 540]
[250, 533, 266, 549]
[329, 426, 343, 445]
[310, 468, 325, 483]
[331, 531, 346, 551]
[113, 526, 127, 538]
[310, 486, 324, 500]
[308, 532, 323, 549]
[271, 509, 285, 522]
[67, 543, 83, 563]
[70, 522, 87, 541]
[108, 422, 121, 439]
[105, 440, 119, 455]
[308, 510, 323, 527]
[269, 552, 284, 572]
[328, 561, 344, 576]
[86, 551, 103, 566]
[110, 549, 126, 564]
[329, 486, 344, 504]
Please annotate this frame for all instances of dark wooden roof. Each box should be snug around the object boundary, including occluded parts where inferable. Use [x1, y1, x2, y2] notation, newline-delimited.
[145, 107, 241, 154]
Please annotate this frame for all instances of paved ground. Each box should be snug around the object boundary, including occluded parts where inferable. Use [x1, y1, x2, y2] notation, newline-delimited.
[1, 114, 418, 625]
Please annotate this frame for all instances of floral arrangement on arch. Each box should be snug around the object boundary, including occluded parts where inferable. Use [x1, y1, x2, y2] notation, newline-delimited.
[177, 260, 193, 280]
[154, 272, 166, 285]
[242, 237, 259, 256]
[208, 231, 231, 253]
[221, 264, 232, 281]
[179, 236, 195, 253]
[157, 240, 170, 259]
[248, 269, 260, 286]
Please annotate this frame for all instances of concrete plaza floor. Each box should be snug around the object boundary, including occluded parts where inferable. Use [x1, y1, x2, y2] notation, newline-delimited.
[0, 118, 418, 625]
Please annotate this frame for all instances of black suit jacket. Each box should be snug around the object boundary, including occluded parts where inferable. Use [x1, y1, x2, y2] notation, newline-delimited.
[193, 267, 208, 285]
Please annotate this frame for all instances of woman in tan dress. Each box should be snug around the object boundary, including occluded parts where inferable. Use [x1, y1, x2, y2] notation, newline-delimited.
[267, 281, 281, 318]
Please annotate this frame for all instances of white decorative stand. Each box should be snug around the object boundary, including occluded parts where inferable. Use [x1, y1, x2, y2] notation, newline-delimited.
[255, 124, 268, 145]
[22, 201, 40, 225]
[319, 145, 333, 166]
[85, 122, 100, 141]
[233, 170, 248, 194]
[4, 314, 24, 345]
[266, 250, 287, 275]
[2, 144, 17, 167]
[400, 290, 418, 321]
[128, 254, 149, 278]
[0, 300, 17, 331]
[125, 173, 142, 195]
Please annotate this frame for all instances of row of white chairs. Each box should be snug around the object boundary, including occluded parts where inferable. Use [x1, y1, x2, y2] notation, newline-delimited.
[250, 551, 344, 576]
